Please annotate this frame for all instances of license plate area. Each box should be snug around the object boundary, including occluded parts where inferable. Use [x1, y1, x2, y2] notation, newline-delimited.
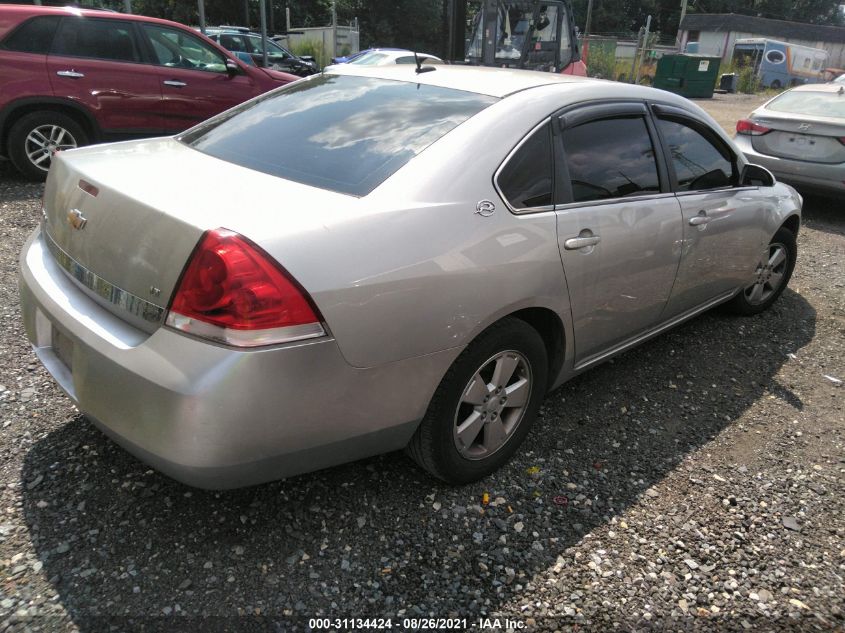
[51, 327, 74, 372]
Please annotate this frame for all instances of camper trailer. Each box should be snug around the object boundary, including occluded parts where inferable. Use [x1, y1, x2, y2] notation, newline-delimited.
[732, 38, 828, 89]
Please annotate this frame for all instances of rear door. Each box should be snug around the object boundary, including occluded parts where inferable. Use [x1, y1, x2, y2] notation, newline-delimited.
[651, 104, 772, 319]
[0, 15, 60, 105]
[552, 103, 683, 366]
[139, 23, 263, 131]
[46, 16, 164, 136]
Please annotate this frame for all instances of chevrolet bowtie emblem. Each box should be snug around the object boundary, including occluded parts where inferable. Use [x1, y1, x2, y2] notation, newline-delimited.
[67, 208, 87, 230]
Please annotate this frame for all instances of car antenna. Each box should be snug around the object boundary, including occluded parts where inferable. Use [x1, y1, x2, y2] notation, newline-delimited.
[414, 51, 436, 74]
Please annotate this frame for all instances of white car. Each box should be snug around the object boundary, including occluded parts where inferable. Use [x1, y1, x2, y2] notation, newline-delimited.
[346, 49, 443, 66]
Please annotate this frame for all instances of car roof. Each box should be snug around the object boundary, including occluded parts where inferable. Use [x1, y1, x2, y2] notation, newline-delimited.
[0, 4, 195, 29]
[326, 64, 592, 98]
[783, 82, 845, 94]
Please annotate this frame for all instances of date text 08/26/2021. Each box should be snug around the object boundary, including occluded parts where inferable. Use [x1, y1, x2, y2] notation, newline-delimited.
[308, 617, 527, 630]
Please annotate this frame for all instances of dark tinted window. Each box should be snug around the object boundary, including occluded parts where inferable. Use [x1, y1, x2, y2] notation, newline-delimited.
[497, 123, 553, 209]
[181, 75, 497, 196]
[657, 118, 735, 191]
[1, 16, 60, 54]
[52, 18, 140, 63]
[563, 117, 660, 203]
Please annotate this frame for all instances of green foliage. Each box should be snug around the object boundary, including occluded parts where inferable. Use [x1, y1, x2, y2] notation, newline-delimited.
[737, 66, 761, 94]
[290, 39, 330, 68]
[585, 40, 616, 79]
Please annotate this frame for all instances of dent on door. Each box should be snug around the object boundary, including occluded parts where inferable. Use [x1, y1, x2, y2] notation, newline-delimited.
[556, 196, 684, 365]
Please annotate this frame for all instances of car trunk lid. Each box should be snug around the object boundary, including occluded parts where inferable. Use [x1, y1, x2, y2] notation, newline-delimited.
[41, 137, 355, 335]
[750, 112, 845, 165]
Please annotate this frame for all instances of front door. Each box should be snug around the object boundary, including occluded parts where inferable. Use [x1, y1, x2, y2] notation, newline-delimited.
[554, 106, 683, 366]
[139, 23, 262, 132]
[651, 107, 772, 319]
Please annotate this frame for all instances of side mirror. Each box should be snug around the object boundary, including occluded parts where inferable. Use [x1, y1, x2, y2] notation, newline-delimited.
[225, 59, 240, 75]
[740, 163, 775, 187]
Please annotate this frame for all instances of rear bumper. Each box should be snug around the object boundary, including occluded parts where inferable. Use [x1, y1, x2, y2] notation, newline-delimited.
[736, 136, 845, 197]
[19, 226, 456, 488]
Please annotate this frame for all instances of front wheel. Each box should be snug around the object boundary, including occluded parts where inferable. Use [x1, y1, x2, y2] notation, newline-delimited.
[726, 227, 796, 315]
[8, 111, 88, 180]
[406, 317, 548, 484]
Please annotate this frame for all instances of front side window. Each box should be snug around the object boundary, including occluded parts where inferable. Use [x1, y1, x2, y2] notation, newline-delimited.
[657, 118, 735, 191]
[497, 122, 553, 210]
[181, 75, 497, 196]
[141, 24, 227, 73]
[1, 16, 60, 54]
[52, 18, 140, 63]
[562, 117, 660, 203]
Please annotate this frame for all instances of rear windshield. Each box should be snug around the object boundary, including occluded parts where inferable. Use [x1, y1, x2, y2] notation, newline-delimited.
[767, 90, 845, 120]
[180, 74, 497, 196]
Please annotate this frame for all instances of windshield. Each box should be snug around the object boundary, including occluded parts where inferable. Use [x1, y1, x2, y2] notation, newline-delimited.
[767, 90, 845, 119]
[180, 75, 497, 196]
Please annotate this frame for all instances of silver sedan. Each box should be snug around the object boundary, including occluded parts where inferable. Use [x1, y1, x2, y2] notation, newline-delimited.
[19, 65, 802, 488]
[734, 83, 845, 197]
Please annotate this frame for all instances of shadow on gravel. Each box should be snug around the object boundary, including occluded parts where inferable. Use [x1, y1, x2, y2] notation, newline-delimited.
[0, 163, 42, 202]
[19, 289, 815, 630]
[800, 194, 845, 237]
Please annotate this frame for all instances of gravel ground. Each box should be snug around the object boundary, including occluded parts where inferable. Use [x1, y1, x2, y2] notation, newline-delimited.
[0, 100, 843, 632]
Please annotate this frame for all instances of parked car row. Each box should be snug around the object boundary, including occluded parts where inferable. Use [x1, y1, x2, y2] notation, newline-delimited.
[0, 5, 298, 179]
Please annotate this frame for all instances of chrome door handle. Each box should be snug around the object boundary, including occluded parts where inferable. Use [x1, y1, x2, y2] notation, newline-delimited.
[163, 80, 187, 87]
[56, 70, 85, 78]
[564, 235, 601, 250]
[689, 212, 711, 226]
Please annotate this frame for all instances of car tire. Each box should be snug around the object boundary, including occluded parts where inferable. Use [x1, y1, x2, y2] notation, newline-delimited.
[770, 79, 782, 89]
[726, 227, 796, 316]
[406, 317, 548, 484]
[8, 111, 88, 181]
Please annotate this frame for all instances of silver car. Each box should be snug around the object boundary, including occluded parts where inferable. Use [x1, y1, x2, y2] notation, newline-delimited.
[19, 66, 802, 489]
[734, 83, 845, 197]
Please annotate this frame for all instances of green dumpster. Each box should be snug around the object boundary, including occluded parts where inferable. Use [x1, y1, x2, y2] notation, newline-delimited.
[653, 54, 721, 98]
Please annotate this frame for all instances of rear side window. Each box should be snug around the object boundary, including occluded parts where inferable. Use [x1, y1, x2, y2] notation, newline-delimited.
[181, 75, 497, 196]
[562, 117, 660, 203]
[1, 16, 60, 54]
[657, 118, 735, 191]
[52, 18, 140, 63]
[497, 122, 553, 210]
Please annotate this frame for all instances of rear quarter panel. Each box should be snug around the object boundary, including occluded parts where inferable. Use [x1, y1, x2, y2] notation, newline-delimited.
[264, 87, 578, 370]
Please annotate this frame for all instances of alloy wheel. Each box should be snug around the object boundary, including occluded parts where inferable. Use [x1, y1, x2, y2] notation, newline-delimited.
[25, 125, 78, 173]
[744, 242, 788, 305]
[453, 350, 532, 460]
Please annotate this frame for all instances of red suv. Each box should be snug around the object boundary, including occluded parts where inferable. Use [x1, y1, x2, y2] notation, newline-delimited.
[0, 5, 298, 179]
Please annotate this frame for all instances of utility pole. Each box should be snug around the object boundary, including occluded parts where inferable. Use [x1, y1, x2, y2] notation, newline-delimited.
[585, 0, 594, 36]
[244, 0, 250, 28]
[634, 14, 651, 84]
[123, 0, 131, 13]
[260, 0, 269, 68]
[198, 0, 206, 34]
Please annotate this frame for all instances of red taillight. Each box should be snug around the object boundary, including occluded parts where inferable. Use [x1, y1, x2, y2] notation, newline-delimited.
[736, 119, 772, 136]
[165, 228, 324, 347]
